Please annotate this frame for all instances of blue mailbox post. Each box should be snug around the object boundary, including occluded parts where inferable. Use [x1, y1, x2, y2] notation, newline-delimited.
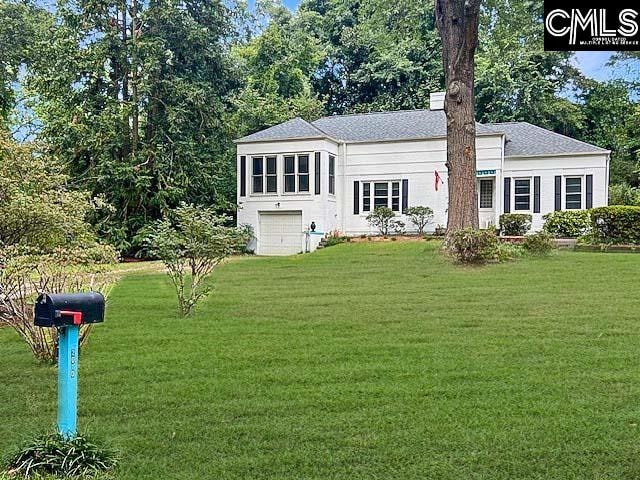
[34, 292, 105, 439]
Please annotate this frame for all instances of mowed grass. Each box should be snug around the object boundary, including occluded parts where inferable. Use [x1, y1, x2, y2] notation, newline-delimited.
[2, 242, 640, 479]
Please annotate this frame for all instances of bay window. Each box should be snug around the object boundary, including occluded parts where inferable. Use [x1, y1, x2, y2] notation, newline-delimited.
[284, 154, 310, 193]
[329, 155, 335, 194]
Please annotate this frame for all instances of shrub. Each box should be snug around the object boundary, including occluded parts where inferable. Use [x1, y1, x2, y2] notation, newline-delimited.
[542, 210, 591, 238]
[5, 433, 117, 478]
[140, 204, 251, 316]
[523, 231, 555, 255]
[590, 206, 640, 245]
[609, 183, 640, 206]
[497, 243, 527, 262]
[404, 206, 434, 234]
[391, 220, 405, 235]
[499, 213, 532, 236]
[366, 207, 396, 235]
[448, 228, 499, 264]
[324, 230, 348, 248]
[0, 245, 118, 363]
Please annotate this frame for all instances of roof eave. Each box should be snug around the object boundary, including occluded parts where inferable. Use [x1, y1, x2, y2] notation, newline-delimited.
[505, 150, 611, 159]
[234, 135, 342, 145]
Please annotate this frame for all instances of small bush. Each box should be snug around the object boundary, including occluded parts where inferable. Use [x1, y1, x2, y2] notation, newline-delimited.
[404, 206, 434, 234]
[391, 220, 405, 235]
[542, 210, 591, 238]
[590, 206, 640, 245]
[523, 232, 555, 255]
[497, 243, 527, 262]
[448, 228, 499, 264]
[366, 207, 396, 235]
[5, 433, 117, 478]
[324, 230, 349, 248]
[499, 213, 532, 236]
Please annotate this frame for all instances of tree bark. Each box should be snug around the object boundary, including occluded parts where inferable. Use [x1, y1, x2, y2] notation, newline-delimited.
[435, 0, 481, 239]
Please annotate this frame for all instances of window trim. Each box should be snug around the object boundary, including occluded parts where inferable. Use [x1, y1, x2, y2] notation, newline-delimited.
[564, 175, 583, 210]
[360, 180, 403, 214]
[478, 178, 494, 210]
[328, 155, 336, 195]
[251, 155, 278, 195]
[513, 177, 532, 212]
[282, 152, 313, 195]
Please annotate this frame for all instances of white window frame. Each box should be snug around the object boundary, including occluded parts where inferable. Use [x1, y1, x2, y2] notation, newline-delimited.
[564, 176, 583, 210]
[513, 177, 533, 212]
[361, 180, 402, 213]
[283, 153, 312, 194]
[328, 155, 336, 195]
[251, 155, 278, 195]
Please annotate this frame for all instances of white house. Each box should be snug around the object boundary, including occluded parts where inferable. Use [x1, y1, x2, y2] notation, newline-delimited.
[236, 92, 610, 255]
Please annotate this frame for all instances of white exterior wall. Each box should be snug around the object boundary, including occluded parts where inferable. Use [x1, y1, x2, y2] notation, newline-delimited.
[340, 135, 503, 234]
[503, 153, 609, 230]
[237, 138, 339, 255]
[237, 135, 609, 255]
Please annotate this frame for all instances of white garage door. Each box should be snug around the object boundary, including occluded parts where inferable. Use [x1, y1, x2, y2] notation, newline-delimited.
[259, 212, 303, 256]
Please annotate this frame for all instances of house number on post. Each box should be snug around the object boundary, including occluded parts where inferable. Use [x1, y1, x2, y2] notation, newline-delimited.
[34, 292, 105, 439]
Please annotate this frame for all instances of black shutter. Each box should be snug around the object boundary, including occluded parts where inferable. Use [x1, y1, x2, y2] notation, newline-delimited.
[586, 174, 593, 209]
[401, 179, 409, 213]
[240, 156, 246, 197]
[314, 152, 321, 195]
[503, 177, 511, 213]
[554, 176, 562, 211]
[353, 181, 359, 215]
[533, 176, 541, 213]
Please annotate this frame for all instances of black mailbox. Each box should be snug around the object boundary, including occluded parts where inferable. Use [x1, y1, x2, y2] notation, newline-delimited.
[34, 292, 105, 327]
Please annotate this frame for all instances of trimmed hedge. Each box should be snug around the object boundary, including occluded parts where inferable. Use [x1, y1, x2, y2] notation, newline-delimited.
[542, 210, 591, 238]
[590, 206, 640, 245]
[499, 213, 532, 236]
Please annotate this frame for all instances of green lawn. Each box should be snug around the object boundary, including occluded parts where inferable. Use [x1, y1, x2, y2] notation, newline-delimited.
[2, 242, 640, 479]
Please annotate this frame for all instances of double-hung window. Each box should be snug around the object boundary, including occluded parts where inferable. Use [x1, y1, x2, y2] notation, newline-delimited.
[329, 155, 335, 194]
[252, 156, 277, 194]
[362, 181, 401, 212]
[514, 178, 531, 211]
[565, 177, 582, 209]
[283, 154, 310, 193]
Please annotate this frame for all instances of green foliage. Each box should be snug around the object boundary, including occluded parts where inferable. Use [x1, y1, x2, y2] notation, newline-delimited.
[522, 231, 555, 255]
[140, 203, 250, 316]
[366, 207, 396, 235]
[589, 206, 640, 245]
[609, 183, 640, 206]
[404, 206, 434, 234]
[542, 210, 592, 238]
[5, 433, 117, 479]
[499, 213, 532, 236]
[25, 0, 242, 250]
[0, 135, 98, 250]
[323, 230, 349, 247]
[448, 228, 499, 264]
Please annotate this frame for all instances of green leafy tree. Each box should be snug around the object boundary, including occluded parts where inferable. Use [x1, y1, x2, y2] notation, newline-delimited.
[141, 204, 250, 316]
[229, 3, 325, 136]
[26, 0, 243, 251]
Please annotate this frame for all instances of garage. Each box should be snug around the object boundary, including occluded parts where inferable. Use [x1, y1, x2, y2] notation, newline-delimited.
[258, 211, 303, 255]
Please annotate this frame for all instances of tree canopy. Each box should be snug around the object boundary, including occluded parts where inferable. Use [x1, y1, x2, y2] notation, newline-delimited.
[1, 0, 638, 251]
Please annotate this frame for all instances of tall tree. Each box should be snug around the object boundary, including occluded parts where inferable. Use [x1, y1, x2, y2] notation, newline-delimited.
[27, 0, 242, 251]
[435, 0, 481, 235]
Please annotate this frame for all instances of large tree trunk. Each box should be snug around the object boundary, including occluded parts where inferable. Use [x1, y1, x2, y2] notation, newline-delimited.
[435, 0, 481, 240]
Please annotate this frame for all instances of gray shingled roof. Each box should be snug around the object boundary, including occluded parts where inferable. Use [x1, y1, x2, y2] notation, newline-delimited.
[313, 109, 497, 142]
[236, 117, 328, 143]
[236, 110, 608, 156]
[486, 122, 609, 156]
